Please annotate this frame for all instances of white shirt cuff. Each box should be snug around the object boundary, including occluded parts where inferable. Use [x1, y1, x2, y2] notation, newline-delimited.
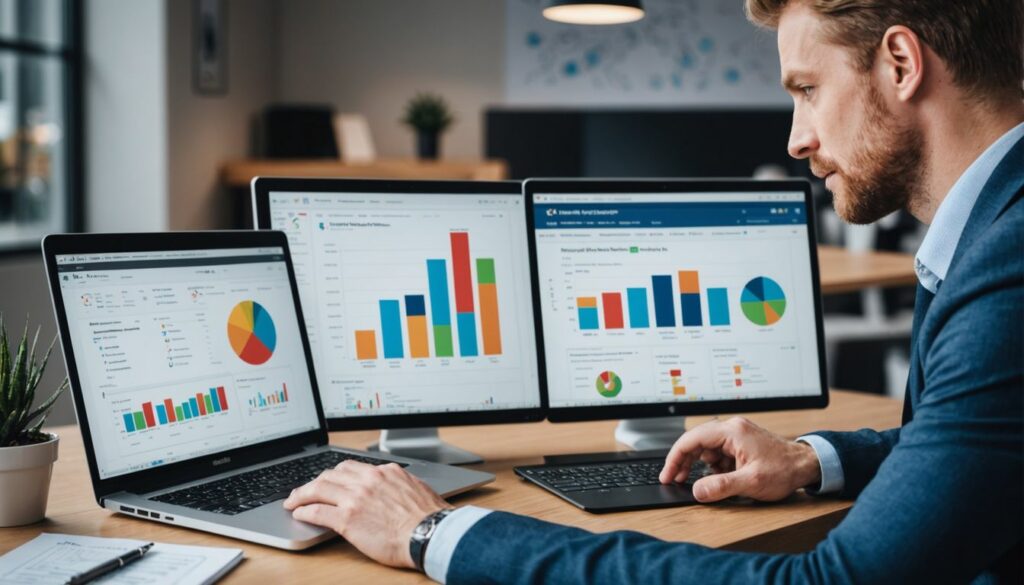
[424, 506, 494, 583]
[796, 434, 845, 494]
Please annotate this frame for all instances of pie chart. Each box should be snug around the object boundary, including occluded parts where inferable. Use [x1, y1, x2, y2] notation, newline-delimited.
[595, 371, 623, 398]
[228, 301, 277, 365]
[740, 277, 787, 326]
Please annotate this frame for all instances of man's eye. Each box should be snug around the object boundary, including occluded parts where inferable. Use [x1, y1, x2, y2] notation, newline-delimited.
[801, 86, 815, 98]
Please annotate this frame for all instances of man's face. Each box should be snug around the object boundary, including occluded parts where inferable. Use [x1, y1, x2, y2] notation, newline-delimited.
[777, 3, 924, 224]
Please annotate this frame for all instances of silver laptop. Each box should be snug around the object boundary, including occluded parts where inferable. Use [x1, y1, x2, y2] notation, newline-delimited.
[42, 230, 493, 550]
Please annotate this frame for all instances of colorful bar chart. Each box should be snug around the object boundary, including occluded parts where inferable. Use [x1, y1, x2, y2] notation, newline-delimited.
[354, 231, 504, 361]
[248, 383, 290, 409]
[350, 392, 383, 410]
[708, 287, 730, 326]
[670, 369, 686, 395]
[577, 296, 599, 330]
[626, 288, 650, 328]
[678, 270, 703, 327]
[122, 386, 228, 433]
[601, 292, 624, 329]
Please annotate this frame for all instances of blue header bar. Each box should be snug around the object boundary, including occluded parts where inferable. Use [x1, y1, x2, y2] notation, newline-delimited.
[534, 201, 806, 230]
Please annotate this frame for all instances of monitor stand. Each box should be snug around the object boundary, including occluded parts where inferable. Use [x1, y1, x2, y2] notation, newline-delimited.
[368, 428, 483, 465]
[614, 417, 687, 450]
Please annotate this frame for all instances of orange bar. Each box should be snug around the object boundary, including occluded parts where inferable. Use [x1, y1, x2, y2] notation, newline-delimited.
[355, 330, 378, 360]
[479, 282, 502, 355]
[678, 271, 700, 294]
[407, 315, 430, 358]
[577, 296, 598, 308]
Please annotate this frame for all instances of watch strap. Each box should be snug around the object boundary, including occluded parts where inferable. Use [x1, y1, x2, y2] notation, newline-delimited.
[410, 508, 454, 573]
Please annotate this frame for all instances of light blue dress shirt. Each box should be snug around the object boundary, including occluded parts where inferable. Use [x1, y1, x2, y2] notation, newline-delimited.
[424, 122, 1024, 584]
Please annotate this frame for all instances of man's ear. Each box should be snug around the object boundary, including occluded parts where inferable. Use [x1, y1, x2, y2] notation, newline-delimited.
[878, 25, 925, 102]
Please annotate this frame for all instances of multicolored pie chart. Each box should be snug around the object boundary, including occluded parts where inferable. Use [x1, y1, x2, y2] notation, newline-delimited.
[595, 370, 623, 398]
[228, 300, 277, 365]
[740, 276, 787, 326]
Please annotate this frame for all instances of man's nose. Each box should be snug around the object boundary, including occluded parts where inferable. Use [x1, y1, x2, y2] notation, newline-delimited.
[787, 114, 819, 160]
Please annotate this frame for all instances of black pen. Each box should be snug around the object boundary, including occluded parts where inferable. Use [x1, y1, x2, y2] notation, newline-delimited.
[66, 542, 154, 585]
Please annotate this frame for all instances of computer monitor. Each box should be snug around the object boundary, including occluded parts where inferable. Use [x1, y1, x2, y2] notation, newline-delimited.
[525, 179, 828, 449]
[252, 178, 544, 464]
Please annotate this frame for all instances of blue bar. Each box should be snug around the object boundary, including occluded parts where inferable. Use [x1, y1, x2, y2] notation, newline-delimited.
[210, 388, 221, 412]
[156, 404, 168, 425]
[380, 300, 405, 359]
[426, 260, 452, 326]
[627, 288, 650, 328]
[189, 397, 199, 418]
[681, 293, 703, 326]
[456, 312, 479, 356]
[405, 294, 426, 316]
[123, 413, 135, 433]
[578, 307, 599, 330]
[652, 275, 676, 327]
[181, 402, 192, 419]
[259, 393, 266, 407]
[708, 288, 730, 326]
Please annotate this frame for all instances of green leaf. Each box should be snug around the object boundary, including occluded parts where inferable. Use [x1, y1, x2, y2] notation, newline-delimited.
[23, 377, 67, 430]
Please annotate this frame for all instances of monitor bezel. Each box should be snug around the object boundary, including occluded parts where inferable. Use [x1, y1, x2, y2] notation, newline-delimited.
[524, 178, 829, 423]
[252, 177, 546, 431]
[42, 230, 330, 502]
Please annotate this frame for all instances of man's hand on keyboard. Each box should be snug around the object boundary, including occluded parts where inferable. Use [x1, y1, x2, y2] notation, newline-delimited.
[283, 460, 451, 568]
[659, 417, 822, 503]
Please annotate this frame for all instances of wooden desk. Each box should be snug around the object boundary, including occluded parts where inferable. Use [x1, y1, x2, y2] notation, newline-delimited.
[817, 245, 917, 294]
[1, 390, 900, 583]
[221, 158, 509, 186]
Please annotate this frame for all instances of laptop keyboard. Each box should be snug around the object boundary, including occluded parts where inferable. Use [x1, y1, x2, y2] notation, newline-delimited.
[522, 459, 711, 494]
[150, 451, 406, 515]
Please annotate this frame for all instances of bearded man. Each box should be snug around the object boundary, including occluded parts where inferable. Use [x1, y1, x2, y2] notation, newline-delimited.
[283, 1, 1024, 582]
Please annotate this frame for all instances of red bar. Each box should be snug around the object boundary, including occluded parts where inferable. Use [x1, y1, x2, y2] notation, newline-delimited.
[216, 386, 228, 411]
[602, 292, 625, 329]
[163, 399, 176, 423]
[283, 383, 289, 402]
[195, 393, 207, 415]
[450, 232, 474, 313]
[142, 402, 156, 427]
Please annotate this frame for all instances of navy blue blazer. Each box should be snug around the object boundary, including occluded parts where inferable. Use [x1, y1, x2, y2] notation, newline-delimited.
[446, 138, 1024, 584]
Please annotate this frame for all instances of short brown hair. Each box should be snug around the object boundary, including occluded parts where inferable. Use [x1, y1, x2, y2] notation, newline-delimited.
[746, 0, 1024, 102]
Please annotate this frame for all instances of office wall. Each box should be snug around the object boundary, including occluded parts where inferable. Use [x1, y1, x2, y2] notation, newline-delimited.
[86, 0, 168, 233]
[166, 0, 279, 230]
[274, 0, 505, 159]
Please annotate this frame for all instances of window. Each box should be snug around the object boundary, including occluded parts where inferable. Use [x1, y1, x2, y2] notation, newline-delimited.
[0, 0, 81, 252]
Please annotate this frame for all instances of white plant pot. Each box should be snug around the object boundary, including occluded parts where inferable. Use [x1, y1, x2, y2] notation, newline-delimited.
[0, 432, 59, 526]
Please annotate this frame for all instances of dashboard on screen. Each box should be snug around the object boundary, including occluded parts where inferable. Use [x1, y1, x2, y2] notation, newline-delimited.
[267, 191, 541, 419]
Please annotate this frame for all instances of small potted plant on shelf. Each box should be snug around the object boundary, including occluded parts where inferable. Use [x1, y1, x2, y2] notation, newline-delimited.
[401, 92, 455, 160]
[0, 315, 68, 527]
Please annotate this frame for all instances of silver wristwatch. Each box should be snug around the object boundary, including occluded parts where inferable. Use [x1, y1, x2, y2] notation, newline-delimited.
[410, 508, 454, 573]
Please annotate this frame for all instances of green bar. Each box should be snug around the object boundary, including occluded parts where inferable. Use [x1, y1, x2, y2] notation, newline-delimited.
[132, 411, 146, 430]
[433, 324, 454, 357]
[204, 395, 214, 414]
[476, 258, 496, 284]
[175, 406, 183, 421]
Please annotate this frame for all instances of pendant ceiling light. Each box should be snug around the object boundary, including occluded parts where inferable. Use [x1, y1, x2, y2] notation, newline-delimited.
[543, 0, 645, 25]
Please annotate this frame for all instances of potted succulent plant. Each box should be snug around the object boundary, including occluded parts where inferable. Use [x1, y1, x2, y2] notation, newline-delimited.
[0, 315, 67, 526]
[401, 92, 455, 160]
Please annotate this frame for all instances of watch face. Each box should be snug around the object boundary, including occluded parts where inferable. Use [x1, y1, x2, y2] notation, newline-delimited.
[414, 521, 433, 539]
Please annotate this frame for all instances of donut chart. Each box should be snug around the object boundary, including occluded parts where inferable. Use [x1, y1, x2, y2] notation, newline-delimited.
[595, 370, 623, 398]
[740, 277, 787, 326]
[228, 300, 277, 365]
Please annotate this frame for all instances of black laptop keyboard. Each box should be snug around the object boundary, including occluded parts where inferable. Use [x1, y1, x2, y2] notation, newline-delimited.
[150, 451, 406, 515]
[522, 459, 711, 493]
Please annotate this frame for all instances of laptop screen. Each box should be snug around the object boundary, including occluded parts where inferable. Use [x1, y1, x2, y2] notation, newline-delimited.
[55, 246, 321, 480]
[532, 190, 825, 408]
